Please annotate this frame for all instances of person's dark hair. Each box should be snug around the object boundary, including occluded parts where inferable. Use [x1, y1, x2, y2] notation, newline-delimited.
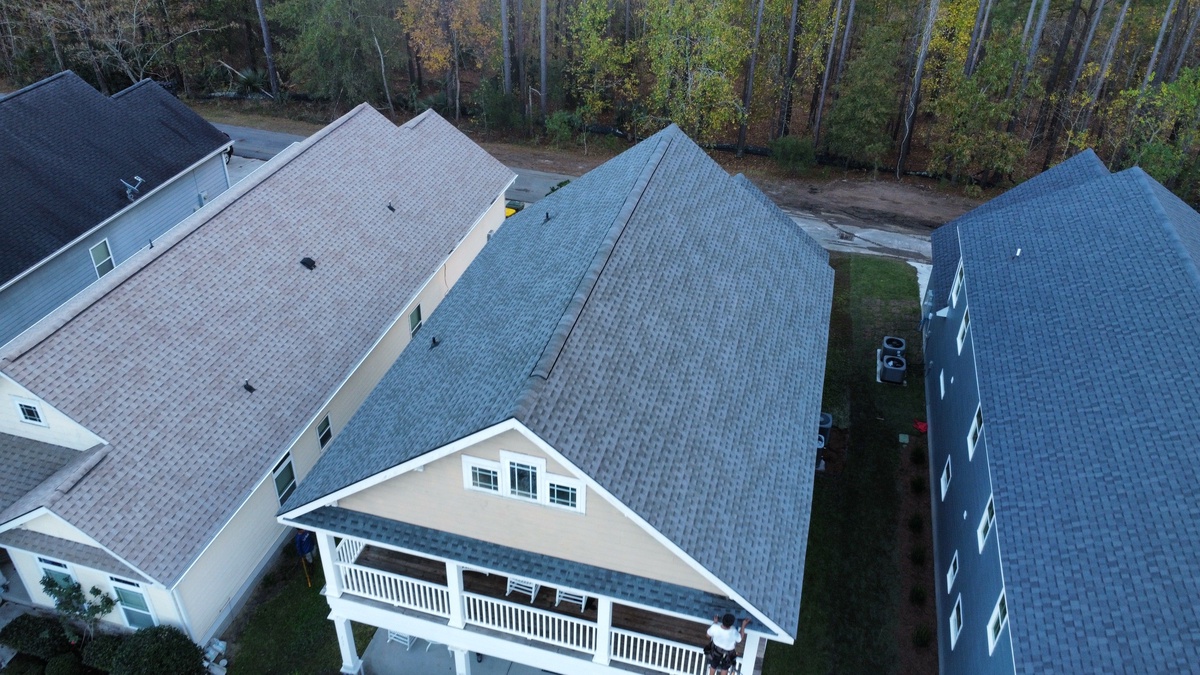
[721, 613, 735, 628]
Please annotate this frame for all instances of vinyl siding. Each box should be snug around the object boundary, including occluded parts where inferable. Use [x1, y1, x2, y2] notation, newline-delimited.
[20, 513, 101, 546]
[0, 375, 103, 449]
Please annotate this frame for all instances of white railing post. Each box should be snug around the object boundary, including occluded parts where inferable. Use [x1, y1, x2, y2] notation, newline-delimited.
[593, 597, 612, 665]
[319, 533, 342, 598]
[741, 632, 763, 675]
[451, 647, 472, 675]
[446, 561, 466, 628]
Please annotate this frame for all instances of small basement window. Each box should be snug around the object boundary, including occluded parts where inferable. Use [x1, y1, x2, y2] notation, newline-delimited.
[90, 239, 114, 278]
[977, 495, 996, 552]
[967, 405, 983, 460]
[273, 454, 296, 504]
[940, 456, 952, 501]
[409, 305, 423, 337]
[946, 551, 959, 592]
[987, 590, 1008, 653]
[956, 308, 971, 354]
[317, 415, 332, 449]
[950, 595, 964, 649]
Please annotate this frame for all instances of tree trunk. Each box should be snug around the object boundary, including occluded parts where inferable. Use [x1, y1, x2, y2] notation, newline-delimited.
[243, 19, 259, 69]
[404, 33, 418, 93]
[42, 13, 66, 72]
[501, 0, 512, 95]
[836, 0, 856, 85]
[1034, 0, 1083, 139]
[897, 0, 939, 178]
[517, 0, 527, 115]
[625, 0, 631, 42]
[1159, 0, 1187, 82]
[254, 0, 280, 100]
[453, 28, 461, 120]
[1142, 0, 1178, 93]
[539, 0, 548, 118]
[737, 0, 766, 156]
[813, 0, 843, 147]
[372, 27, 394, 117]
[776, 0, 801, 138]
[1067, 0, 1105, 99]
[1020, 0, 1051, 94]
[965, 0, 988, 76]
[1082, 0, 1132, 131]
[1022, 0, 1039, 45]
[1170, 3, 1200, 81]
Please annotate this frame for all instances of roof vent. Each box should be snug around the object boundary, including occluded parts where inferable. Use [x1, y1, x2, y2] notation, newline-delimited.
[300, 257, 316, 270]
[243, 380, 256, 393]
[387, 202, 396, 213]
[430, 336, 441, 349]
[544, 212, 551, 223]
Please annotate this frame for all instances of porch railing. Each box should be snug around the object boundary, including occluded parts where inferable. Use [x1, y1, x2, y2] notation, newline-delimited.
[337, 562, 451, 618]
[464, 592, 596, 654]
[610, 627, 714, 675]
[335, 537, 365, 564]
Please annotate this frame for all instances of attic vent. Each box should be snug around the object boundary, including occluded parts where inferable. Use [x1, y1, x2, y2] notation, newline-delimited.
[300, 257, 316, 270]
[243, 380, 256, 393]
[387, 202, 396, 213]
[543, 212, 551, 223]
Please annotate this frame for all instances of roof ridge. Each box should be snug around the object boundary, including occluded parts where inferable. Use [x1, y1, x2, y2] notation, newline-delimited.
[1129, 167, 1200, 292]
[0, 71, 78, 103]
[109, 79, 156, 99]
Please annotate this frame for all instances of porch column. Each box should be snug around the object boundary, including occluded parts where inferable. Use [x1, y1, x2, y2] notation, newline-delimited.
[446, 561, 466, 629]
[332, 615, 362, 674]
[742, 631, 764, 675]
[592, 597, 612, 665]
[318, 533, 342, 598]
[451, 647, 472, 675]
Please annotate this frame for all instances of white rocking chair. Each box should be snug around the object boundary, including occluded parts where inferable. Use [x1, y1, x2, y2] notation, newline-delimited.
[505, 576, 541, 603]
[554, 589, 588, 612]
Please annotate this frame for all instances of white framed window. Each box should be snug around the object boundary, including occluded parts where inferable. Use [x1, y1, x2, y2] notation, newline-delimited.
[987, 590, 1008, 653]
[38, 557, 74, 589]
[967, 405, 983, 460]
[462, 456, 501, 493]
[317, 415, 333, 449]
[949, 595, 964, 649]
[939, 369, 945, 399]
[409, 305, 423, 337]
[940, 456, 952, 500]
[956, 307, 971, 354]
[946, 551, 959, 592]
[950, 261, 965, 307]
[272, 454, 296, 504]
[110, 576, 156, 630]
[508, 460, 540, 500]
[547, 476, 586, 513]
[90, 239, 114, 278]
[13, 398, 46, 426]
[977, 495, 996, 552]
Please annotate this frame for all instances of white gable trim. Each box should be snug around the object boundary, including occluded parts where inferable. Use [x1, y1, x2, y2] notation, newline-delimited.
[0, 508, 158, 585]
[0, 506, 51, 533]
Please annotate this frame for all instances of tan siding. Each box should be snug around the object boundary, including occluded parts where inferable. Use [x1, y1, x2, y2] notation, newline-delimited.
[338, 430, 723, 594]
[445, 194, 507, 287]
[22, 514, 102, 546]
[0, 376, 103, 450]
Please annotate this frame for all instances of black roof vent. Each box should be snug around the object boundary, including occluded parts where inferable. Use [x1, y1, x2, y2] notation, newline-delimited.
[243, 380, 256, 393]
[430, 336, 441, 349]
[387, 202, 396, 213]
[300, 257, 316, 270]
[544, 211, 551, 223]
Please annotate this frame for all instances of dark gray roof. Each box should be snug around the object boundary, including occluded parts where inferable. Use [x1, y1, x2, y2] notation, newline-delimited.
[943, 166, 1200, 672]
[0, 71, 229, 285]
[929, 149, 1110, 303]
[295, 506, 764, 631]
[0, 528, 138, 578]
[285, 125, 834, 637]
[0, 433, 80, 513]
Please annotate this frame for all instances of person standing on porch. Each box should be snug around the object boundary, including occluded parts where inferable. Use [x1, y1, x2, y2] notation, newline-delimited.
[706, 613, 750, 675]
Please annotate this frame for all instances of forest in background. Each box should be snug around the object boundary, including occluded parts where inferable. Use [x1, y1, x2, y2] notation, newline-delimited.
[2, 0, 1200, 201]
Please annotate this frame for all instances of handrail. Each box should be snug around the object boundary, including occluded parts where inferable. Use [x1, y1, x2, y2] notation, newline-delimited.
[337, 561, 450, 617]
[463, 592, 596, 653]
[335, 537, 365, 565]
[610, 627, 718, 675]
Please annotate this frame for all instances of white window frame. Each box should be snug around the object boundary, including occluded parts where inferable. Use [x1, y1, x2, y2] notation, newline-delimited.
[949, 595, 964, 649]
[317, 415, 333, 449]
[967, 405, 983, 460]
[946, 551, 959, 592]
[109, 576, 158, 630]
[940, 456, 952, 501]
[977, 495, 996, 552]
[37, 557, 75, 590]
[272, 453, 297, 505]
[956, 307, 970, 354]
[546, 475, 586, 513]
[409, 305, 423, 337]
[950, 261, 965, 308]
[461, 456, 502, 494]
[501, 451, 545, 502]
[987, 589, 1008, 654]
[939, 369, 945, 399]
[89, 239, 114, 279]
[13, 397, 47, 427]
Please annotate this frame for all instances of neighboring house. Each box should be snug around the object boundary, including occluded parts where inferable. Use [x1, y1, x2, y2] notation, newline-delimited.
[279, 125, 834, 675]
[0, 105, 514, 644]
[0, 70, 233, 348]
[923, 151, 1200, 673]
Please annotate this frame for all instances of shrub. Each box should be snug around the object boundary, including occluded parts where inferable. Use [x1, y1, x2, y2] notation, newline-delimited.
[2, 653, 46, 675]
[907, 513, 923, 534]
[909, 446, 926, 466]
[910, 545, 927, 566]
[83, 633, 128, 672]
[112, 626, 205, 675]
[769, 135, 817, 175]
[0, 614, 73, 661]
[912, 625, 933, 649]
[476, 80, 522, 132]
[909, 585, 926, 606]
[545, 110, 580, 148]
[44, 652, 83, 675]
[910, 475, 927, 494]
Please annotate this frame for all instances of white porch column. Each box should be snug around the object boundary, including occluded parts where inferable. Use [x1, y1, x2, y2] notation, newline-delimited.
[741, 632, 764, 675]
[592, 597, 613, 665]
[446, 561, 466, 629]
[451, 647, 472, 675]
[318, 533, 342, 598]
[332, 615, 362, 674]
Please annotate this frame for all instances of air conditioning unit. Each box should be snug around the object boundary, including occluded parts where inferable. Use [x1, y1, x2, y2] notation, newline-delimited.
[818, 412, 833, 445]
[882, 336, 906, 358]
[881, 355, 906, 384]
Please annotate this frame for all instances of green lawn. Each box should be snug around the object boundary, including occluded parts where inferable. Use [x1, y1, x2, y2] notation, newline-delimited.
[764, 254, 926, 675]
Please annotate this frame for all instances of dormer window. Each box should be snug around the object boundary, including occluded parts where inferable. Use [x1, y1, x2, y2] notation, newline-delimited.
[462, 452, 585, 513]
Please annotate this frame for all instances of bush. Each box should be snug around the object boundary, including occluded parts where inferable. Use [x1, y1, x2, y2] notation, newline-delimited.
[2, 653, 46, 675]
[545, 110, 580, 147]
[44, 652, 82, 675]
[112, 626, 205, 675]
[910, 545, 927, 567]
[83, 633, 128, 672]
[912, 624, 933, 649]
[907, 513, 923, 534]
[0, 614, 73, 661]
[476, 80, 522, 132]
[910, 475, 927, 494]
[909, 585, 926, 606]
[909, 446, 926, 466]
[769, 135, 817, 175]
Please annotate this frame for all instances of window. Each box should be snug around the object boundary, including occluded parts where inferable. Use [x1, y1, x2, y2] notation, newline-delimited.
[509, 461, 539, 500]
[38, 557, 73, 589]
[409, 305, 422, 337]
[987, 590, 1008, 653]
[547, 477, 585, 512]
[467, 452, 585, 512]
[950, 262, 965, 307]
[110, 577, 156, 629]
[317, 415, 332, 449]
[90, 240, 114, 278]
[939, 369, 945, 399]
[462, 456, 501, 493]
[967, 405, 983, 460]
[940, 456, 953, 500]
[14, 398, 46, 426]
[977, 495, 996, 551]
[272, 454, 296, 504]
[946, 551, 959, 592]
[949, 595, 964, 649]
[956, 308, 971, 354]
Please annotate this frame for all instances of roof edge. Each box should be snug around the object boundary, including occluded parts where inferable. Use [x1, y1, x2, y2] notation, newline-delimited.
[1129, 167, 1200, 293]
[0, 71, 78, 102]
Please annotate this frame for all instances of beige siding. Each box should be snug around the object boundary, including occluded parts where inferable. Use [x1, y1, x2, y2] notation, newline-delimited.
[445, 194, 506, 287]
[338, 430, 723, 594]
[22, 513, 103, 546]
[0, 375, 103, 450]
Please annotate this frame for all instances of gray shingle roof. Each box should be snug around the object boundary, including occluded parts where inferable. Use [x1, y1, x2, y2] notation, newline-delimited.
[0, 71, 230, 286]
[0, 433, 80, 514]
[285, 125, 834, 637]
[940, 166, 1200, 672]
[0, 528, 138, 579]
[0, 106, 513, 586]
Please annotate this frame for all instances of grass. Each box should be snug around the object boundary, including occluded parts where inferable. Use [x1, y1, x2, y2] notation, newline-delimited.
[764, 253, 926, 675]
[226, 550, 375, 675]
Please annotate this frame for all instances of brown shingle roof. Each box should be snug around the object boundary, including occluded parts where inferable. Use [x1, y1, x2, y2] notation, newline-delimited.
[0, 105, 513, 586]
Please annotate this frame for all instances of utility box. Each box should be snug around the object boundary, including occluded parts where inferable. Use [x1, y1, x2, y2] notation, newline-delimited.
[882, 336, 906, 358]
[881, 355, 907, 384]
